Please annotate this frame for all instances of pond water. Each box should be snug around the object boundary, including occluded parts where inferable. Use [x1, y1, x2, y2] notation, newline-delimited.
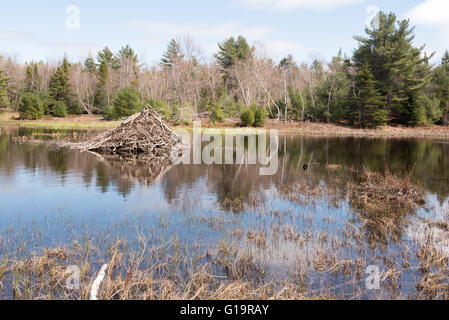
[0, 126, 448, 299]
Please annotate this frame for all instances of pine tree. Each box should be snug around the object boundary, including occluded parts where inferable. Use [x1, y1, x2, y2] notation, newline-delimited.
[25, 62, 41, 93]
[432, 51, 449, 124]
[442, 51, 449, 65]
[94, 59, 109, 110]
[94, 48, 116, 111]
[161, 39, 184, 68]
[84, 55, 96, 73]
[0, 69, 9, 108]
[49, 57, 70, 102]
[353, 64, 387, 128]
[215, 36, 253, 71]
[96, 47, 117, 69]
[279, 55, 296, 70]
[353, 12, 432, 125]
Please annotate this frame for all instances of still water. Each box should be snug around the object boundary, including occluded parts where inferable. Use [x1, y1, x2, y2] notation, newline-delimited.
[0, 126, 448, 299]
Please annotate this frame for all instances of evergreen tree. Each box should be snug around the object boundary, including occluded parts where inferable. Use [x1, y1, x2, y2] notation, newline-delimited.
[353, 63, 388, 128]
[96, 47, 117, 69]
[0, 69, 9, 108]
[215, 36, 253, 71]
[84, 55, 96, 73]
[49, 57, 70, 102]
[19, 92, 44, 119]
[25, 62, 40, 92]
[94, 59, 110, 110]
[353, 12, 432, 125]
[161, 39, 184, 68]
[116, 45, 139, 67]
[279, 55, 296, 70]
[432, 51, 449, 124]
[112, 87, 143, 118]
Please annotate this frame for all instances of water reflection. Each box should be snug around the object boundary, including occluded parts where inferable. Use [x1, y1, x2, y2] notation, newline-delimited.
[1, 128, 449, 205]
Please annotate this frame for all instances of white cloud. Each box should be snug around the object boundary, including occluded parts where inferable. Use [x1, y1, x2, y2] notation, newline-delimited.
[232, 0, 364, 10]
[407, 0, 449, 26]
[406, 0, 449, 58]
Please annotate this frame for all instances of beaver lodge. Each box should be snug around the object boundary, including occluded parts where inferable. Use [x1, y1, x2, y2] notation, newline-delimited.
[63, 108, 184, 183]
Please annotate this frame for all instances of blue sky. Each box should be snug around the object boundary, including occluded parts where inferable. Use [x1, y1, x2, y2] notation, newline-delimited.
[0, 0, 448, 65]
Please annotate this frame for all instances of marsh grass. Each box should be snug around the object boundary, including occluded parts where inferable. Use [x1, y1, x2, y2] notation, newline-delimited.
[350, 168, 426, 216]
[1, 204, 449, 300]
[0, 159, 447, 300]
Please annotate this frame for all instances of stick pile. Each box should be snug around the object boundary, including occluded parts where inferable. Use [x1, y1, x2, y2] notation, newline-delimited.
[70, 108, 183, 164]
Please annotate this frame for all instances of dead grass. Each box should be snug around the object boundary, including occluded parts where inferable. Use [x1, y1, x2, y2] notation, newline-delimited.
[0, 240, 330, 300]
[350, 169, 426, 216]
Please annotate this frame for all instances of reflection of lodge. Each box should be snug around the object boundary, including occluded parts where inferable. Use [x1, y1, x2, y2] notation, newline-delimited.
[90, 153, 173, 187]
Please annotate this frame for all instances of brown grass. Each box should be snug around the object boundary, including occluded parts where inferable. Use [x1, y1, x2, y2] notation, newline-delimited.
[0, 240, 331, 300]
[350, 169, 426, 216]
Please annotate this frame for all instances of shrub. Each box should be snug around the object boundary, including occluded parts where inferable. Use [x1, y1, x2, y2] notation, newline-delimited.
[67, 99, 83, 115]
[240, 108, 255, 126]
[171, 104, 181, 125]
[145, 98, 170, 121]
[253, 106, 268, 127]
[53, 101, 67, 118]
[419, 94, 443, 124]
[210, 102, 225, 123]
[112, 88, 143, 119]
[37, 92, 53, 115]
[19, 92, 44, 120]
[179, 103, 195, 125]
[103, 106, 117, 121]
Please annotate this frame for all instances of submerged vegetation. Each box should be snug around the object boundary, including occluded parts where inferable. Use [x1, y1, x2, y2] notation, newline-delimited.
[0, 169, 448, 300]
[351, 169, 426, 216]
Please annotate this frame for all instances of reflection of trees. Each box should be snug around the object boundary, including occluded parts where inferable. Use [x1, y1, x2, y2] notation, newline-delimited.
[0, 129, 153, 198]
[47, 150, 69, 175]
[159, 135, 449, 214]
[1, 128, 449, 211]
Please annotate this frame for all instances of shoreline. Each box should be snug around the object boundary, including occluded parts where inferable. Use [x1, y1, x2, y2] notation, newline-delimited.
[1, 111, 449, 139]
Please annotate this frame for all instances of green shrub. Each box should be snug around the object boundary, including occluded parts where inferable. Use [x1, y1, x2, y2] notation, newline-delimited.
[145, 98, 170, 121]
[240, 108, 255, 126]
[67, 99, 83, 115]
[171, 104, 181, 125]
[253, 106, 268, 127]
[103, 106, 117, 121]
[112, 88, 143, 119]
[19, 92, 44, 120]
[419, 94, 443, 124]
[37, 92, 53, 115]
[210, 102, 225, 123]
[53, 101, 67, 118]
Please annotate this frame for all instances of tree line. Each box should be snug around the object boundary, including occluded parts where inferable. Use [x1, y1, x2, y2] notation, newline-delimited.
[0, 11, 448, 128]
